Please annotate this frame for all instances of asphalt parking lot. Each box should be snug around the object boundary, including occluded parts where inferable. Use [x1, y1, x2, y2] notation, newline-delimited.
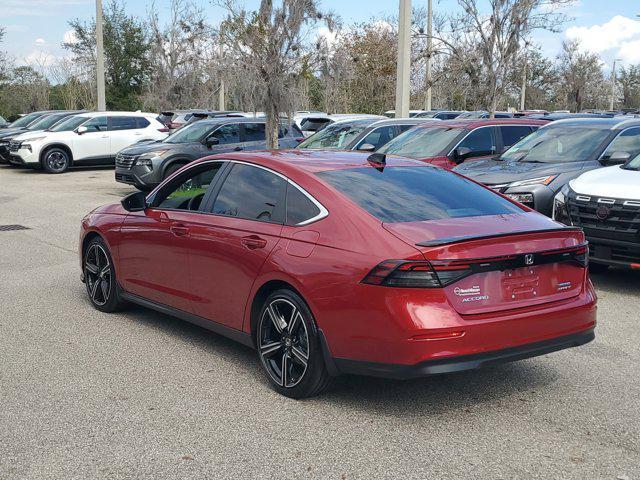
[0, 164, 639, 480]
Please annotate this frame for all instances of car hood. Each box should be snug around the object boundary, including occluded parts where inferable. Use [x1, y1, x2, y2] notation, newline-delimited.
[570, 165, 640, 200]
[453, 158, 583, 184]
[13, 130, 62, 142]
[119, 141, 183, 155]
[0, 127, 28, 139]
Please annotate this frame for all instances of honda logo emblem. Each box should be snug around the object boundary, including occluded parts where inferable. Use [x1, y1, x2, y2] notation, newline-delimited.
[524, 254, 534, 266]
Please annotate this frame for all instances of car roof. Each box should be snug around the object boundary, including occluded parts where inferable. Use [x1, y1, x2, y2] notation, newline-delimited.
[195, 150, 424, 175]
[367, 118, 440, 127]
[546, 117, 640, 129]
[78, 111, 158, 118]
[412, 118, 547, 129]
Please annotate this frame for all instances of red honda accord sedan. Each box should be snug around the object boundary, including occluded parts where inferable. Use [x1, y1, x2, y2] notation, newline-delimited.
[80, 150, 596, 398]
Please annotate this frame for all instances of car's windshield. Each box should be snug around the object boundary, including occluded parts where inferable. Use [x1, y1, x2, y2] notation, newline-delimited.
[164, 122, 214, 143]
[624, 153, 640, 170]
[10, 113, 42, 128]
[28, 113, 69, 131]
[49, 116, 88, 132]
[499, 126, 611, 163]
[378, 126, 462, 158]
[297, 121, 372, 149]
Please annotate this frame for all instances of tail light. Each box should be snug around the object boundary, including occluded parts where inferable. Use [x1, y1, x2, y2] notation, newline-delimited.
[363, 245, 589, 288]
[158, 127, 169, 133]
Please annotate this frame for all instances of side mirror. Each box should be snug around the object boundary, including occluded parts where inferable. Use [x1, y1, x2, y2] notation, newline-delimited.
[453, 146, 473, 163]
[76, 125, 88, 135]
[357, 143, 376, 152]
[205, 137, 219, 148]
[603, 151, 631, 164]
[121, 191, 147, 212]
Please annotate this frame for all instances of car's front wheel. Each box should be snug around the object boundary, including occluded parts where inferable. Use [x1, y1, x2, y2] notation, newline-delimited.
[42, 147, 70, 174]
[84, 237, 127, 312]
[257, 289, 332, 398]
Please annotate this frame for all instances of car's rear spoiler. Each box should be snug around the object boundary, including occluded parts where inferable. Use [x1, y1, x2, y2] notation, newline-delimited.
[416, 227, 584, 247]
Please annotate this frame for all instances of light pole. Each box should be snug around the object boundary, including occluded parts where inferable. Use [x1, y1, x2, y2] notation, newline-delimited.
[95, 0, 106, 111]
[610, 58, 621, 111]
[218, 30, 225, 111]
[424, 0, 433, 111]
[395, 0, 412, 118]
[520, 44, 528, 111]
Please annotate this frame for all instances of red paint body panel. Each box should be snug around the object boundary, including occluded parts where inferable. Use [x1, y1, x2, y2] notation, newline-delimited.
[80, 150, 596, 371]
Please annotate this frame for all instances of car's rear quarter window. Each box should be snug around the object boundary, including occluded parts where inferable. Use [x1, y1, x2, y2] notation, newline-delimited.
[317, 166, 523, 223]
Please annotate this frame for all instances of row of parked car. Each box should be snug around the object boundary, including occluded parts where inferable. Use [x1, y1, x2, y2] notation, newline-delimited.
[2, 107, 639, 271]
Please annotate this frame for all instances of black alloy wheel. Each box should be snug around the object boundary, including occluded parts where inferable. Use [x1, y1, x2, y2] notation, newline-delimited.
[257, 289, 332, 398]
[84, 238, 126, 312]
[42, 148, 70, 174]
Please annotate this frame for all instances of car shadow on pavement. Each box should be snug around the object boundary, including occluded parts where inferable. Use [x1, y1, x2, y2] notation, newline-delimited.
[113, 299, 560, 416]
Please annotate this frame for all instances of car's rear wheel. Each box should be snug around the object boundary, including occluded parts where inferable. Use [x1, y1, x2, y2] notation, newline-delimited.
[84, 237, 126, 312]
[257, 289, 332, 399]
[42, 148, 70, 174]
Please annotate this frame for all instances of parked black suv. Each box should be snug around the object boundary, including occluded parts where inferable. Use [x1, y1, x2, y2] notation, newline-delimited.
[454, 118, 640, 216]
[115, 117, 303, 190]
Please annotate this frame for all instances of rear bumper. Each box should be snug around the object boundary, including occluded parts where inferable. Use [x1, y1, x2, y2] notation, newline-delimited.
[334, 328, 595, 379]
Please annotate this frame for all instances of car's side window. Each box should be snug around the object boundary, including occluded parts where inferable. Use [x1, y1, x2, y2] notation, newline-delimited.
[602, 127, 640, 159]
[286, 183, 322, 226]
[456, 127, 495, 155]
[208, 124, 240, 145]
[211, 163, 286, 223]
[499, 126, 534, 151]
[243, 123, 266, 141]
[136, 117, 150, 129]
[155, 163, 224, 211]
[356, 126, 398, 150]
[109, 116, 138, 131]
[83, 116, 108, 132]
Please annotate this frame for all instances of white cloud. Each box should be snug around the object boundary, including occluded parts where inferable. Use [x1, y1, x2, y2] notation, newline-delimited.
[35, 38, 45, 45]
[317, 26, 338, 47]
[618, 39, 640, 65]
[565, 15, 640, 60]
[63, 29, 79, 45]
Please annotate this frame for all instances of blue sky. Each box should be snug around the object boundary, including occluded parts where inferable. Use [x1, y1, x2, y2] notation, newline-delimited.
[2, 0, 640, 70]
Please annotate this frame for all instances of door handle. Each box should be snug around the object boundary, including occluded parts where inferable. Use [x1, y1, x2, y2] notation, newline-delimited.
[170, 224, 190, 237]
[233, 146, 244, 151]
[241, 235, 267, 249]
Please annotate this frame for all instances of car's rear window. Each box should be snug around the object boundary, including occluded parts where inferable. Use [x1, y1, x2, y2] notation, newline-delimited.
[317, 166, 523, 223]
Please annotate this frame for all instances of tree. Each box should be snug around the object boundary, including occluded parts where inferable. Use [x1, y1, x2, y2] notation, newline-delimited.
[556, 40, 606, 112]
[143, 0, 216, 111]
[63, 0, 151, 110]
[219, 0, 335, 148]
[436, 0, 573, 117]
[618, 65, 640, 109]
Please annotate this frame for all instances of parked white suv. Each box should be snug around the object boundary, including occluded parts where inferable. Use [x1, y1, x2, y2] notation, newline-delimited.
[553, 155, 640, 272]
[9, 111, 167, 173]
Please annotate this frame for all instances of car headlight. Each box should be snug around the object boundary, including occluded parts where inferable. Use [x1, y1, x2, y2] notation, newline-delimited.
[135, 150, 169, 167]
[505, 193, 534, 205]
[21, 144, 33, 152]
[507, 176, 556, 187]
[552, 184, 572, 225]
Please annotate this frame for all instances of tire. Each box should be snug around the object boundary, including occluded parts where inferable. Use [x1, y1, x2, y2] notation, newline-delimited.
[84, 237, 127, 313]
[257, 289, 332, 399]
[42, 147, 71, 174]
[163, 162, 184, 180]
[589, 262, 609, 274]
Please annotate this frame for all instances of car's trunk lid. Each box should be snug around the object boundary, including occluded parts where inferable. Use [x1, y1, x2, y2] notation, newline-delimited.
[383, 213, 587, 315]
